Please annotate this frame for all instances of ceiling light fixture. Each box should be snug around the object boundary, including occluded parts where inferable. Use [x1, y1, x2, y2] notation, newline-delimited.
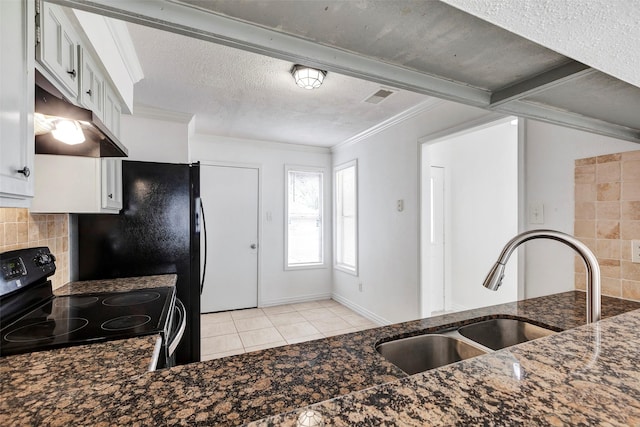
[291, 65, 327, 90]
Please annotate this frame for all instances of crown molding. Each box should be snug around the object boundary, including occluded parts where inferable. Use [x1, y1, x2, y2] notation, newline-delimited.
[331, 98, 445, 152]
[105, 18, 145, 83]
[193, 133, 331, 154]
[132, 104, 194, 123]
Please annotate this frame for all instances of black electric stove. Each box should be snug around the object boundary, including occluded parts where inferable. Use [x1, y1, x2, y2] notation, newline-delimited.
[0, 247, 176, 360]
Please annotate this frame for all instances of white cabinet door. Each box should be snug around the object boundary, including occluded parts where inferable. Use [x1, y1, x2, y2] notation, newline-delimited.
[80, 48, 105, 120]
[104, 84, 121, 138]
[38, 1, 80, 98]
[0, 0, 35, 207]
[31, 155, 122, 214]
[101, 158, 122, 211]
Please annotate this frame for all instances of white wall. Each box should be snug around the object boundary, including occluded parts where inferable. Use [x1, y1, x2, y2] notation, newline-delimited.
[190, 134, 333, 306]
[427, 120, 519, 312]
[332, 101, 503, 324]
[120, 114, 190, 163]
[524, 119, 640, 297]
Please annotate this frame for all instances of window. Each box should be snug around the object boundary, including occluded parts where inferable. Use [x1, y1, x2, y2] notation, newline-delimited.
[335, 160, 358, 274]
[286, 166, 324, 268]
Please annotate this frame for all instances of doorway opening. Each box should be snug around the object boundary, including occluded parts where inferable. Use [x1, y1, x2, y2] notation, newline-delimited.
[420, 118, 520, 317]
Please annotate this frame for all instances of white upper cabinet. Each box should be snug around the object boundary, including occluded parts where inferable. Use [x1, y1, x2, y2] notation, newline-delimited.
[35, 1, 135, 139]
[31, 155, 122, 214]
[37, 1, 80, 98]
[79, 48, 105, 121]
[0, 0, 35, 207]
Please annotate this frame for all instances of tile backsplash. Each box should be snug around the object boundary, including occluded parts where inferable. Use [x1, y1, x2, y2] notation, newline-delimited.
[575, 150, 640, 301]
[0, 208, 69, 289]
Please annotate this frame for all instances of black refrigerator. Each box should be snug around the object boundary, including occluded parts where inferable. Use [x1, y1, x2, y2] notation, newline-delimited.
[75, 160, 201, 365]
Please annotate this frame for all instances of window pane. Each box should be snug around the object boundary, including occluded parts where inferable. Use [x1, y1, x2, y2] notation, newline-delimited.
[336, 163, 357, 271]
[287, 169, 323, 266]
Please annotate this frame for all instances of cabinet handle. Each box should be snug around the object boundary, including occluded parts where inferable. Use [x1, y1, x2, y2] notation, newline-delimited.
[16, 166, 30, 178]
[86, 89, 92, 96]
[108, 193, 113, 199]
[67, 69, 77, 79]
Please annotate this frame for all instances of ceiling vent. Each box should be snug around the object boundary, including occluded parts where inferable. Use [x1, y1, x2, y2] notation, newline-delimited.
[364, 89, 395, 104]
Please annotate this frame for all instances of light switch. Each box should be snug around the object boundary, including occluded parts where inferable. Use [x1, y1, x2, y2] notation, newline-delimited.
[528, 202, 544, 224]
[396, 199, 404, 212]
[632, 240, 640, 263]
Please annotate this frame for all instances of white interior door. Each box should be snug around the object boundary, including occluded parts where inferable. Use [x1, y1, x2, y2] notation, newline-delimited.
[200, 165, 259, 313]
[430, 166, 445, 314]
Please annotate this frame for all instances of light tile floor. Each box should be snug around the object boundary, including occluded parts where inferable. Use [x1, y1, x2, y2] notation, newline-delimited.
[201, 299, 378, 361]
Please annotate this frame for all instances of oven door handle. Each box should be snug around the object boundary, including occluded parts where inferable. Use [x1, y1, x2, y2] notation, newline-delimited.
[168, 298, 186, 356]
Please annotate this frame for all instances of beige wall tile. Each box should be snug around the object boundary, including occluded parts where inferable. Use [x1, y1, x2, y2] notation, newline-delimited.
[621, 240, 632, 261]
[597, 153, 622, 163]
[575, 165, 595, 184]
[575, 202, 595, 220]
[17, 223, 28, 244]
[4, 208, 17, 222]
[596, 239, 621, 260]
[575, 272, 586, 290]
[596, 161, 620, 183]
[601, 277, 621, 297]
[576, 157, 596, 166]
[575, 184, 597, 202]
[574, 220, 595, 238]
[621, 221, 640, 240]
[0, 209, 70, 288]
[622, 181, 640, 201]
[16, 208, 28, 223]
[622, 260, 640, 281]
[596, 202, 620, 220]
[621, 151, 640, 161]
[596, 221, 620, 239]
[4, 223, 17, 245]
[623, 160, 640, 182]
[622, 280, 640, 301]
[599, 258, 620, 278]
[597, 183, 620, 201]
[622, 201, 640, 220]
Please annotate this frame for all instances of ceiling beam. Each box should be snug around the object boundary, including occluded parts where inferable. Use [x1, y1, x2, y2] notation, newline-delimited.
[494, 100, 640, 143]
[490, 61, 595, 108]
[50, 0, 640, 144]
[49, 0, 491, 107]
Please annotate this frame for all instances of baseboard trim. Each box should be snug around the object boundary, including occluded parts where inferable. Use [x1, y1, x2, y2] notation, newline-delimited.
[331, 293, 391, 326]
[259, 292, 332, 308]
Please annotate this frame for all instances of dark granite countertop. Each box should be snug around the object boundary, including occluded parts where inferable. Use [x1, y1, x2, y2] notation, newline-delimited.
[1, 291, 639, 426]
[54, 273, 177, 295]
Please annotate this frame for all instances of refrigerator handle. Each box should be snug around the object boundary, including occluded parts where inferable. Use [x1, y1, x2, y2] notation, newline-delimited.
[199, 198, 208, 295]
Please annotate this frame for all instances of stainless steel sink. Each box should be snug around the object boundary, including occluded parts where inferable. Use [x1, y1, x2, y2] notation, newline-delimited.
[457, 318, 555, 351]
[376, 334, 487, 375]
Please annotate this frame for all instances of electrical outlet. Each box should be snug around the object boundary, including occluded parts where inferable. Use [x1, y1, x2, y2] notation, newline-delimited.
[632, 240, 640, 263]
[358, 282, 363, 292]
[528, 202, 544, 224]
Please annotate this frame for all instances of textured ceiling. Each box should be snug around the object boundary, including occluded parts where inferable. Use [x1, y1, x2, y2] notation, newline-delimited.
[126, 22, 430, 147]
[177, 0, 570, 91]
[442, 0, 640, 89]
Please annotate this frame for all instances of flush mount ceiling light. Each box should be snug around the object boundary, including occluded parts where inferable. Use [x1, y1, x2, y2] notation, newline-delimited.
[291, 65, 327, 90]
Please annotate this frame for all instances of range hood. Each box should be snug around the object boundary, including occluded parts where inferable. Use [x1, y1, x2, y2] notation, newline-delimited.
[34, 73, 128, 158]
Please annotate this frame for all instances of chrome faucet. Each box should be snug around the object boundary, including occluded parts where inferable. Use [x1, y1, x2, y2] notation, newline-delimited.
[483, 229, 601, 323]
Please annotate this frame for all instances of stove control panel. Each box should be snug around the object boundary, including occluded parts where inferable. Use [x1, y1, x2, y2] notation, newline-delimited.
[0, 247, 56, 297]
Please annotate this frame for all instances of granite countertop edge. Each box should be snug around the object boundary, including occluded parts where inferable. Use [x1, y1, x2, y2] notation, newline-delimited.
[2, 291, 640, 426]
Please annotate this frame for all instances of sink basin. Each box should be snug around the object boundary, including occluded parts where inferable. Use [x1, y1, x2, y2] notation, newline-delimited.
[376, 334, 486, 375]
[458, 318, 555, 351]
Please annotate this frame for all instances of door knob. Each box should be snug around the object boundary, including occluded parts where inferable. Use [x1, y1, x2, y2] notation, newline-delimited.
[250, 244, 257, 249]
